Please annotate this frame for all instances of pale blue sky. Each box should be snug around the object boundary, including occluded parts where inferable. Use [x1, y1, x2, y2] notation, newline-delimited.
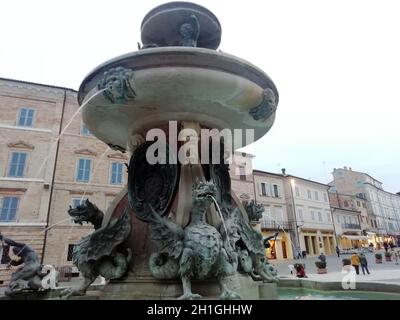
[1, 0, 399, 192]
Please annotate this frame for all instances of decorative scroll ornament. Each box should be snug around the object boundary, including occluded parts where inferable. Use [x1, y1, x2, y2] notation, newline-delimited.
[128, 141, 179, 220]
[249, 88, 277, 121]
[202, 142, 232, 209]
[97, 66, 136, 104]
[127, 133, 145, 154]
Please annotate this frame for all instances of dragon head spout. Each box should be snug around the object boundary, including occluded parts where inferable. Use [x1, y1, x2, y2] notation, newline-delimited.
[192, 179, 217, 206]
[68, 199, 104, 229]
[243, 200, 264, 222]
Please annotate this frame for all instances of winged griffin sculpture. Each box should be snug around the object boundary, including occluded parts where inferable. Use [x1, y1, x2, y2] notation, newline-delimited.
[60, 200, 132, 298]
[146, 180, 240, 300]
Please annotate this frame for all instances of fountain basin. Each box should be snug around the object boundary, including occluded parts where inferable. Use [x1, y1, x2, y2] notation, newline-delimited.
[278, 287, 400, 300]
[79, 47, 279, 151]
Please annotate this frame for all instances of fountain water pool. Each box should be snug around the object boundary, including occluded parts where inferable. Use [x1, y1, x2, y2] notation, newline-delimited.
[277, 287, 400, 300]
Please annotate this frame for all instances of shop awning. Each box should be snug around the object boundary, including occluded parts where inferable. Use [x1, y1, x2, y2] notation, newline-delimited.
[342, 235, 369, 240]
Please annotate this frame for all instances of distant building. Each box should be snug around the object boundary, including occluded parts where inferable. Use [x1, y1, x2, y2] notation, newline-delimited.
[330, 167, 400, 247]
[283, 171, 336, 257]
[328, 192, 376, 249]
[253, 170, 294, 260]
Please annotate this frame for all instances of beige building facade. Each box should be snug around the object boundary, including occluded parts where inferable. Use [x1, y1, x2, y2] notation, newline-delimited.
[283, 172, 336, 257]
[0, 78, 127, 282]
[253, 170, 294, 260]
[331, 167, 400, 247]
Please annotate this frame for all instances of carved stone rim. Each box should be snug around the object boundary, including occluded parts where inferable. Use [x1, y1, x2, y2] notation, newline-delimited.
[78, 47, 278, 105]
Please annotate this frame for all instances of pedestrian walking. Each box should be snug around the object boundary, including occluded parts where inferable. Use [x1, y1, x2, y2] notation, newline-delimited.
[368, 243, 374, 252]
[359, 253, 370, 275]
[336, 246, 340, 257]
[351, 252, 361, 275]
[383, 242, 388, 252]
[394, 251, 399, 265]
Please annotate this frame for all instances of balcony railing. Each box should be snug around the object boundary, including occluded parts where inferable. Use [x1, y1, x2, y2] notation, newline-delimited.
[260, 220, 292, 230]
[342, 223, 361, 230]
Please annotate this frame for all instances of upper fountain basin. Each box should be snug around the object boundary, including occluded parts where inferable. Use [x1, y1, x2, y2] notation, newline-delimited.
[78, 47, 279, 151]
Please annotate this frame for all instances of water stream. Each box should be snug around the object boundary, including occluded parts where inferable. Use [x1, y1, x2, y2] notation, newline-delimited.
[33, 88, 107, 181]
[207, 195, 233, 252]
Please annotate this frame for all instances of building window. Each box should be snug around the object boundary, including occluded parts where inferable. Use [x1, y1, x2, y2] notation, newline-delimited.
[297, 208, 303, 221]
[7, 152, 27, 177]
[0, 197, 19, 222]
[323, 193, 328, 202]
[356, 201, 361, 207]
[326, 212, 331, 222]
[261, 183, 267, 196]
[343, 200, 349, 207]
[273, 184, 279, 198]
[307, 189, 311, 199]
[71, 198, 85, 209]
[311, 210, 315, 220]
[18, 108, 35, 127]
[239, 166, 246, 181]
[67, 244, 75, 262]
[336, 215, 340, 223]
[318, 211, 322, 221]
[110, 162, 123, 184]
[81, 123, 92, 136]
[362, 202, 366, 209]
[76, 158, 91, 182]
[295, 186, 300, 197]
[314, 191, 319, 201]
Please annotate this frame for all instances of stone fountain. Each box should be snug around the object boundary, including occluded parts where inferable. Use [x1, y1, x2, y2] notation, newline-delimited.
[65, 1, 280, 300]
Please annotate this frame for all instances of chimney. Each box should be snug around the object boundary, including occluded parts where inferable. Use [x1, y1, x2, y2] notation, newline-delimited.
[344, 166, 348, 170]
[281, 168, 286, 175]
[349, 167, 352, 171]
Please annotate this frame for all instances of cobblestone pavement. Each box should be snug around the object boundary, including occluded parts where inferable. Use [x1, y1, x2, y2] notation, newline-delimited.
[272, 250, 400, 283]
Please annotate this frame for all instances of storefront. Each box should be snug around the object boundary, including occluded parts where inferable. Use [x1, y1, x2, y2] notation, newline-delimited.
[365, 231, 377, 247]
[385, 234, 398, 246]
[340, 234, 369, 249]
[262, 231, 293, 260]
[300, 230, 336, 256]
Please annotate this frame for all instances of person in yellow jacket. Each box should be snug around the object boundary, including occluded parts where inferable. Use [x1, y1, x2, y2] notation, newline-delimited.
[351, 252, 361, 275]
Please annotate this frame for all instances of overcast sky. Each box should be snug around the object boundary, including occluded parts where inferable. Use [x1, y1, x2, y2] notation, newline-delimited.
[1, 0, 399, 193]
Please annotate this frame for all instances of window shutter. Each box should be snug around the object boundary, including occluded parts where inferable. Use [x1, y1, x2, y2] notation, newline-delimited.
[258, 182, 262, 196]
[277, 185, 281, 197]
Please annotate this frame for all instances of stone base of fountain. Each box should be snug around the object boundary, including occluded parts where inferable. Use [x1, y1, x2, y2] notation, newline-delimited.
[99, 273, 267, 300]
[258, 282, 278, 300]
